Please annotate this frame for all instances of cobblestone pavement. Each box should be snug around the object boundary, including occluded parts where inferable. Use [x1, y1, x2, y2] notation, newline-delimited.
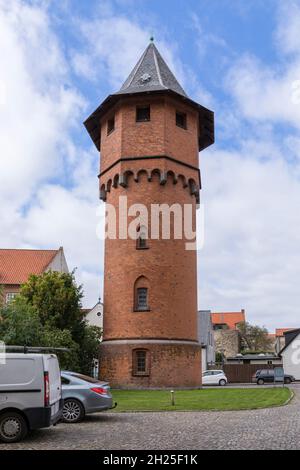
[1, 386, 300, 450]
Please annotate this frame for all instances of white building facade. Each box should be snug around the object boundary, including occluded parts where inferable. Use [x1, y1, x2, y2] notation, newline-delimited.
[84, 301, 103, 329]
[280, 329, 300, 380]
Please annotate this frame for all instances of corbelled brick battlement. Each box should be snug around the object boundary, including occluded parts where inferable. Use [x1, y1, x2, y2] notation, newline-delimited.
[100, 167, 200, 204]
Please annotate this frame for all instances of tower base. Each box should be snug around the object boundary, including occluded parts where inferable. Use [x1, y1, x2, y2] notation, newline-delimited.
[99, 340, 202, 389]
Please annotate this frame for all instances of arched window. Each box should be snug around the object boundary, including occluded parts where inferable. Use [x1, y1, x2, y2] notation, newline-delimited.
[132, 349, 149, 376]
[134, 276, 150, 311]
[136, 225, 148, 250]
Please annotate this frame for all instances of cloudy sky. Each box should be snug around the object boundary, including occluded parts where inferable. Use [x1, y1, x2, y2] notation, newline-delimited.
[0, 0, 300, 331]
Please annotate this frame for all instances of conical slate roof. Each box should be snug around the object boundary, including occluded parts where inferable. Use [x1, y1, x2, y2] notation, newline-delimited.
[84, 42, 214, 152]
[114, 42, 187, 98]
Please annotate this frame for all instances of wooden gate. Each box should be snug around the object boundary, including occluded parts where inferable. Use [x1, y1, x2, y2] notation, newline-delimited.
[209, 364, 278, 383]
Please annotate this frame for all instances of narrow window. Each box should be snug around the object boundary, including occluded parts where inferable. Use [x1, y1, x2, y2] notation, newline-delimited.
[136, 287, 148, 311]
[136, 225, 148, 250]
[176, 111, 187, 129]
[136, 106, 150, 122]
[133, 350, 149, 376]
[107, 116, 115, 135]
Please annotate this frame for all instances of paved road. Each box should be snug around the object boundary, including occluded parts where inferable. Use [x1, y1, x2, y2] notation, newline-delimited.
[1, 386, 300, 450]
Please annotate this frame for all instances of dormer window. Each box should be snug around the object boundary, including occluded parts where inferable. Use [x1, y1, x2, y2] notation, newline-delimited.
[176, 111, 187, 129]
[136, 106, 150, 122]
[107, 116, 115, 135]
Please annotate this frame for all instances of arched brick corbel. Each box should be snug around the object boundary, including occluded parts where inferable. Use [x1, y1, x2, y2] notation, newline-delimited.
[160, 171, 167, 185]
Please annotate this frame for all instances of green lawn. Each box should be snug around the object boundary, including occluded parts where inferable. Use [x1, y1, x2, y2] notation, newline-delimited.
[111, 387, 292, 412]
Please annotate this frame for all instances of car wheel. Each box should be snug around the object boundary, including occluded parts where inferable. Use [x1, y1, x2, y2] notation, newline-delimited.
[0, 412, 28, 443]
[257, 378, 264, 385]
[284, 378, 291, 384]
[62, 399, 85, 423]
[219, 379, 227, 386]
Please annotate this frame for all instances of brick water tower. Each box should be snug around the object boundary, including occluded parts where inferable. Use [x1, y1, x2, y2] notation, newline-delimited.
[84, 41, 214, 388]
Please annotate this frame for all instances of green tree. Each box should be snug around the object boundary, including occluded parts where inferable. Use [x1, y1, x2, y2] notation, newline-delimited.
[0, 297, 41, 346]
[20, 271, 84, 333]
[237, 321, 273, 353]
[79, 325, 102, 374]
[40, 327, 80, 370]
[0, 296, 80, 369]
[1, 272, 101, 374]
[215, 352, 224, 363]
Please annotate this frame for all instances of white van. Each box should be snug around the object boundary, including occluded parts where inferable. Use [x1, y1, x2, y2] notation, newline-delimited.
[0, 353, 63, 443]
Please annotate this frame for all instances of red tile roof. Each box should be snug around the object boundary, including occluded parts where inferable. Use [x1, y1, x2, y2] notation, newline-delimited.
[211, 311, 246, 330]
[0, 249, 59, 285]
[275, 328, 295, 338]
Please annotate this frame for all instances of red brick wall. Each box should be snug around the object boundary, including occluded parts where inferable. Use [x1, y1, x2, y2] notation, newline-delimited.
[100, 104, 123, 173]
[120, 97, 166, 159]
[102, 177, 198, 342]
[164, 96, 199, 167]
[100, 342, 201, 389]
[99, 96, 199, 174]
[99, 94, 202, 388]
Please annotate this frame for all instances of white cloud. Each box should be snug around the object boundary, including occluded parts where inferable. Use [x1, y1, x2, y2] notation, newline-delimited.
[0, 1, 195, 309]
[0, 0, 101, 306]
[72, 16, 150, 88]
[191, 12, 229, 62]
[71, 10, 190, 95]
[225, 54, 300, 128]
[21, 182, 104, 300]
[224, 1, 300, 129]
[275, 0, 300, 55]
[2, 0, 300, 331]
[193, 0, 300, 330]
[200, 145, 300, 330]
[0, 0, 84, 207]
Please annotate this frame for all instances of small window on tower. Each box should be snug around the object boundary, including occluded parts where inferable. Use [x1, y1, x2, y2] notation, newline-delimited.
[136, 106, 150, 122]
[136, 287, 149, 311]
[107, 116, 115, 135]
[136, 225, 148, 250]
[176, 111, 187, 129]
[133, 349, 149, 376]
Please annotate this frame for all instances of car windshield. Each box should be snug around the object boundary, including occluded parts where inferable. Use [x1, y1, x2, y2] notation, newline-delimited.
[67, 373, 100, 384]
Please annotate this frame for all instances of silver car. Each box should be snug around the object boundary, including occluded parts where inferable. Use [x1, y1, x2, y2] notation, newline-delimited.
[61, 371, 115, 423]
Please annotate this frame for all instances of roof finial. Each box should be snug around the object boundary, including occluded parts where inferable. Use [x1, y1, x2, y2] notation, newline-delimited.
[150, 36, 154, 42]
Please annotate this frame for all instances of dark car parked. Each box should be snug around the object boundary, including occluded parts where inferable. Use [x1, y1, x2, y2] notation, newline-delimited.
[253, 369, 295, 385]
